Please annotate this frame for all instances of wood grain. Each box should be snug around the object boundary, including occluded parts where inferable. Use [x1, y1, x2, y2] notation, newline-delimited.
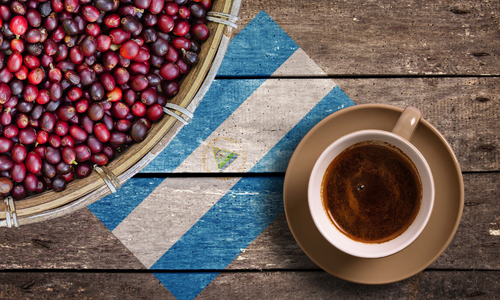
[124, 77, 498, 174]
[1, 173, 497, 271]
[0, 209, 145, 270]
[235, 0, 500, 76]
[0, 272, 174, 299]
[0, 0, 498, 297]
[0, 270, 497, 299]
[200, 270, 500, 299]
[435, 172, 500, 270]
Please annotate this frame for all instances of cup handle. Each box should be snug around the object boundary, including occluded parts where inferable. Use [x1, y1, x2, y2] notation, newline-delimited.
[392, 106, 422, 141]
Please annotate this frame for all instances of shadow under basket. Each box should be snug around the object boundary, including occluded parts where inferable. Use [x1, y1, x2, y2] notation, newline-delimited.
[1, 0, 242, 227]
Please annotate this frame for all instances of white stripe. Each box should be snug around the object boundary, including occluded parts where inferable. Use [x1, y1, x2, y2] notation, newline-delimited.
[113, 177, 240, 268]
[490, 229, 500, 236]
[175, 54, 335, 173]
[273, 48, 328, 76]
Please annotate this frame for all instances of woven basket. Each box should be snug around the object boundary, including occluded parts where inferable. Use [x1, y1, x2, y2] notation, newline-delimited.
[1, 0, 241, 227]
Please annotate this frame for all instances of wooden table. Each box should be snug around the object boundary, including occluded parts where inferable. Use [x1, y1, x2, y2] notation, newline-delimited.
[1, 0, 499, 298]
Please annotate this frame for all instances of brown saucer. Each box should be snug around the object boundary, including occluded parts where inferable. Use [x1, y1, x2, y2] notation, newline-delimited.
[283, 104, 464, 284]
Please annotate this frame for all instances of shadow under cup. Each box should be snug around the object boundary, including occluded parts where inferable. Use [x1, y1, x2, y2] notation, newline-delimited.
[308, 130, 435, 258]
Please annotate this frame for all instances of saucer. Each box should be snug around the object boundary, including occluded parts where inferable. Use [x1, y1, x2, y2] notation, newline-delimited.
[283, 104, 464, 284]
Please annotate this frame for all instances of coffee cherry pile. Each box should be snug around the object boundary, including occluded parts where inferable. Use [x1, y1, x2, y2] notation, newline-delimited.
[0, 0, 212, 200]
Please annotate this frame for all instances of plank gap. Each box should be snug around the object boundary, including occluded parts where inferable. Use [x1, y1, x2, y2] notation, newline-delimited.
[132, 172, 287, 178]
[215, 74, 500, 80]
[131, 171, 499, 179]
[0, 268, 498, 274]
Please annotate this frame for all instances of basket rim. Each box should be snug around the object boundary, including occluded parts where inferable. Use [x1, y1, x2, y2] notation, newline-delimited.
[1, 0, 241, 227]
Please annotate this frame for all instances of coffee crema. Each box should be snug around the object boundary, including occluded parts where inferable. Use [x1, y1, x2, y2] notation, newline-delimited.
[321, 141, 422, 243]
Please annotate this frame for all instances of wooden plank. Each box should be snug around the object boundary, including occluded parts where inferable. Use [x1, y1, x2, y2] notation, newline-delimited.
[0, 270, 498, 299]
[138, 77, 498, 174]
[2, 173, 498, 271]
[433, 172, 500, 269]
[0, 208, 145, 270]
[335, 77, 500, 172]
[0, 272, 175, 299]
[199, 270, 500, 299]
[235, 0, 500, 76]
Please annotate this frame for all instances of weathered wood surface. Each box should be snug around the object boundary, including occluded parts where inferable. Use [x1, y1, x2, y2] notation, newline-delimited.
[0, 272, 174, 299]
[1, 0, 499, 298]
[143, 78, 499, 173]
[1, 173, 498, 271]
[0, 270, 498, 299]
[236, 0, 500, 76]
[200, 270, 500, 299]
[0, 209, 144, 270]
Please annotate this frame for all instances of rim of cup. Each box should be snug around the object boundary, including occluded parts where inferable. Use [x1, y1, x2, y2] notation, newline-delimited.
[308, 130, 435, 258]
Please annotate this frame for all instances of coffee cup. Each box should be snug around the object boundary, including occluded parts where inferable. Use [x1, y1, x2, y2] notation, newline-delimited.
[308, 106, 434, 258]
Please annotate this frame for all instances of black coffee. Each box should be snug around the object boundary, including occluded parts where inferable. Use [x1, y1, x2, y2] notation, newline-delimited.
[321, 141, 422, 243]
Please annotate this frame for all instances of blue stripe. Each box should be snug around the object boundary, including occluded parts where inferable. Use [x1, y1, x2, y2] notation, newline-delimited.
[87, 177, 164, 231]
[154, 272, 220, 300]
[251, 86, 356, 173]
[147, 90, 355, 299]
[151, 176, 284, 270]
[217, 10, 299, 77]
